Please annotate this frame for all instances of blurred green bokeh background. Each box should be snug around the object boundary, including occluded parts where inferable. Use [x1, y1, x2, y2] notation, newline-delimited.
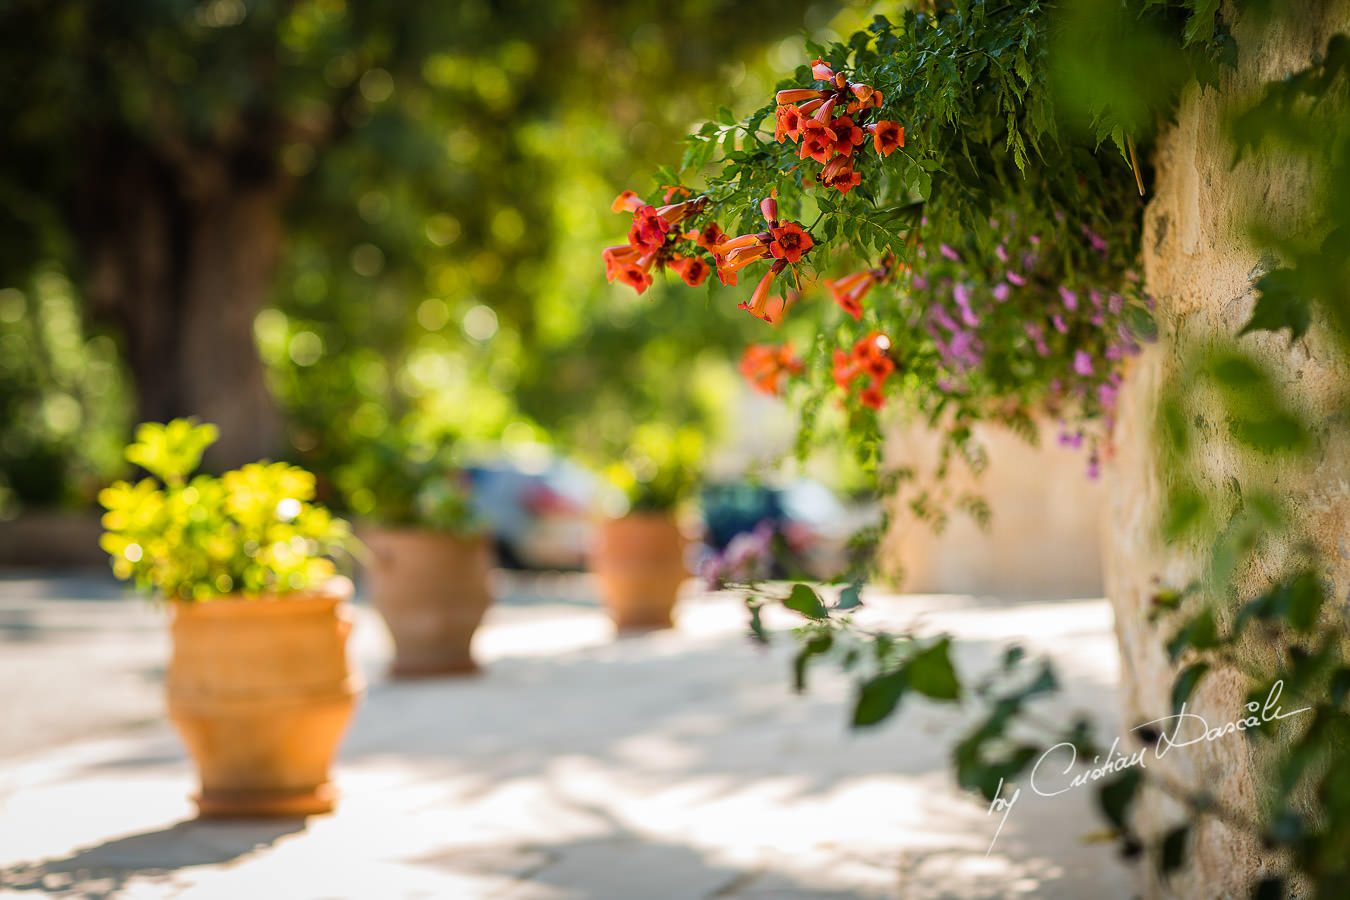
[0, 0, 891, 517]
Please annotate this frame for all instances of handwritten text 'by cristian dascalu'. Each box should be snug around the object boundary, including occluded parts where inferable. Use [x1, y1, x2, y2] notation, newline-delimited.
[984, 680, 1311, 855]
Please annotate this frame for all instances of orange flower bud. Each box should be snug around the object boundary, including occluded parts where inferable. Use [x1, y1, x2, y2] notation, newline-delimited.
[776, 88, 825, 105]
[612, 190, 643, 213]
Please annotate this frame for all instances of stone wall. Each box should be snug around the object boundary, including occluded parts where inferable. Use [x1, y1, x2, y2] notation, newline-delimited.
[884, 422, 1106, 598]
[1107, 4, 1350, 897]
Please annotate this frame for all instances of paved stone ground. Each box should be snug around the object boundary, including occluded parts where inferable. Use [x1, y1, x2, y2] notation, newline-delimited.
[0, 571, 1137, 899]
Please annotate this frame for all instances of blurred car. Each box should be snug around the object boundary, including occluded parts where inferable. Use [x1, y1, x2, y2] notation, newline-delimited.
[464, 456, 614, 570]
[699, 478, 880, 579]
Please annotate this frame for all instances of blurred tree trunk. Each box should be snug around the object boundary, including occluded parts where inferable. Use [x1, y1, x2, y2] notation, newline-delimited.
[80, 133, 286, 470]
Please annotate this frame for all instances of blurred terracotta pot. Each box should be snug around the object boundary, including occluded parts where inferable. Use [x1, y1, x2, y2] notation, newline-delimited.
[362, 529, 493, 677]
[591, 513, 687, 630]
[166, 581, 361, 818]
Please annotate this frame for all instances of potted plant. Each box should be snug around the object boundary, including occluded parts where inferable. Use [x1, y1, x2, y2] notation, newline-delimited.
[591, 424, 702, 631]
[98, 418, 359, 818]
[335, 433, 493, 677]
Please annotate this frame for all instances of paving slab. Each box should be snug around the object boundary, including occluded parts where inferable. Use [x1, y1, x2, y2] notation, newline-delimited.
[0, 574, 1136, 899]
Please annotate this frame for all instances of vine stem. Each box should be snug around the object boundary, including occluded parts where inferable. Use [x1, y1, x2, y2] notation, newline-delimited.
[1126, 134, 1145, 196]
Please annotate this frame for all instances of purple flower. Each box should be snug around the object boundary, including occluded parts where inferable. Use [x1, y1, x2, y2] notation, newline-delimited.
[912, 276, 929, 290]
[1073, 350, 1093, 376]
[939, 243, 962, 262]
[931, 306, 958, 332]
[992, 283, 1010, 303]
[1052, 315, 1068, 334]
[1086, 457, 1100, 480]
[704, 520, 775, 589]
[953, 284, 978, 326]
[1089, 289, 1104, 310]
[1081, 223, 1108, 255]
[1058, 430, 1084, 449]
[1058, 286, 1078, 311]
[1105, 344, 1124, 361]
[1090, 312, 1104, 327]
[948, 330, 983, 371]
[1007, 271, 1026, 286]
[1108, 293, 1123, 314]
[1098, 383, 1118, 409]
[995, 244, 1009, 263]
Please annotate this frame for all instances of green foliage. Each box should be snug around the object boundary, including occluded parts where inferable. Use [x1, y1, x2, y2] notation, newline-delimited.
[330, 430, 479, 533]
[0, 0, 823, 510]
[625, 0, 1199, 497]
[0, 270, 131, 512]
[99, 419, 352, 601]
[604, 423, 703, 513]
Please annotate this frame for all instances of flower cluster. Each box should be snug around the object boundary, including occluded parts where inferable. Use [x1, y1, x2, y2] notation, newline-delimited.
[832, 331, 896, 411]
[894, 212, 1148, 475]
[710, 196, 815, 322]
[774, 59, 904, 194]
[602, 190, 713, 295]
[739, 342, 803, 396]
[701, 520, 775, 590]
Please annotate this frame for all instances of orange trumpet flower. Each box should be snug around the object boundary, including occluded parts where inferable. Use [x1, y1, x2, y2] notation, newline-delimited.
[866, 121, 905, 157]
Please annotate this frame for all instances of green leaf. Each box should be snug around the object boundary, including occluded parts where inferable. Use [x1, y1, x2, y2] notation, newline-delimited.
[1162, 487, 1206, 539]
[1097, 769, 1142, 831]
[1228, 414, 1308, 454]
[1166, 609, 1221, 661]
[1172, 663, 1208, 715]
[907, 637, 961, 701]
[784, 583, 829, 620]
[836, 581, 863, 611]
[1182, 0, 1219, 46]
[1159, 825, 1189, 875]
[1240, 268, 1312, 342]
[1209, 353, 1266, 390]
[1282, 570, 1324, 633]
[793, 633, 833, 692]
[1026, 660, 1058, 697]
[853, 669, 907, 727]
[1330, 667, 1350, 706]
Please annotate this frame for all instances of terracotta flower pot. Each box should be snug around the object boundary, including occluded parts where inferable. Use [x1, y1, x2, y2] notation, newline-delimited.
[591, 512, 688, 631]
[362, 528, 493, 677]
[166, 580, 361, 818]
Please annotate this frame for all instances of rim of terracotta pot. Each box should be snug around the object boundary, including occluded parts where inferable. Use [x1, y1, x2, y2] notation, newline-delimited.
[167, 576, 354, 615]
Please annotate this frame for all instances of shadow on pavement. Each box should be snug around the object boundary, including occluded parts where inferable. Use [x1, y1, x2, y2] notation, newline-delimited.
[0, 819, 308, 897]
